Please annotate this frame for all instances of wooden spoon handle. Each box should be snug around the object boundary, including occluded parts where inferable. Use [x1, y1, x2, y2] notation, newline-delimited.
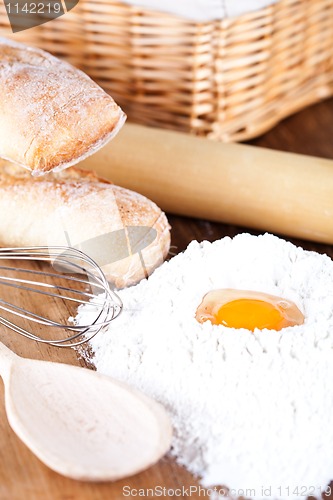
[0, 342, 16, 379]
[80, 123, 333, 244]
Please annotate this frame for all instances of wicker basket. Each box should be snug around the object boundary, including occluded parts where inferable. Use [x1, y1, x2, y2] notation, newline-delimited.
[1, 0, 333, 141]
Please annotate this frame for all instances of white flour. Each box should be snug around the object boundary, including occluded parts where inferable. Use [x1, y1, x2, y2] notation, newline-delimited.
[76, 233, 333, 499]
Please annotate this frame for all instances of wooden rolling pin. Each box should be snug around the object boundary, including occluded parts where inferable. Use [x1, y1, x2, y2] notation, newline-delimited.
[80, 123, 333, 244]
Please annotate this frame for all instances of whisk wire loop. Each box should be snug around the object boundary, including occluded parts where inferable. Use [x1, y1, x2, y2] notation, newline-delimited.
[0, 246, 122, 347]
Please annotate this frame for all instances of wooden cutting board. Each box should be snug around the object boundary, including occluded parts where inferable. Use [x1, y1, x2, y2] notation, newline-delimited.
[0, 259, 201, 500]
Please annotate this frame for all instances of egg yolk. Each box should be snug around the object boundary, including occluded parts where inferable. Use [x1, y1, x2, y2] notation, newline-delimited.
[196, 289, 304, 332]
[215, 299, 286, 331]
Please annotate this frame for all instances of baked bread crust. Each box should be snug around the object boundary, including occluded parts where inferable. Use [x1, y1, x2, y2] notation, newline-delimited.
[0, 37, 125, 175]
[0, 161, 171, 288]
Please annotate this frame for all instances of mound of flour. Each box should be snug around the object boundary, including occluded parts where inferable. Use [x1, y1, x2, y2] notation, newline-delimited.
[76, 233, 333, 499]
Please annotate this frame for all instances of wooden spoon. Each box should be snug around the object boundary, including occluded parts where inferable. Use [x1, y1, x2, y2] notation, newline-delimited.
[0, 342, 172, 481]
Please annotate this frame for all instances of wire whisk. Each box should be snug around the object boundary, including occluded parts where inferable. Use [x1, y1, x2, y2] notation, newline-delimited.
[0, 246, 122, 347]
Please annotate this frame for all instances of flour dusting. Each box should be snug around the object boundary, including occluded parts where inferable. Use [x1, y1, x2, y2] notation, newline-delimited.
[75, 233, 333, 499]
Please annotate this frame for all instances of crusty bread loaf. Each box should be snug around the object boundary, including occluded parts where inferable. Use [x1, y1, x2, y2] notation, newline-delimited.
[0, 161, 170, 288]
[0, 37, 125, 175]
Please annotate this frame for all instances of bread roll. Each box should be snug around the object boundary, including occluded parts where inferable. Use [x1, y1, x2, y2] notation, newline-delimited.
[0, 37, 125, 175]
[0, 161, 170, 288]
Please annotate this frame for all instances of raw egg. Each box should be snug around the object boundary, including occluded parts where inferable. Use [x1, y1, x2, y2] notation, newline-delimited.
[195, 289, 304, 331]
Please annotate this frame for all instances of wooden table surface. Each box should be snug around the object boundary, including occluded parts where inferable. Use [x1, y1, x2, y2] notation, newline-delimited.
[1, 98, 333, 500]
